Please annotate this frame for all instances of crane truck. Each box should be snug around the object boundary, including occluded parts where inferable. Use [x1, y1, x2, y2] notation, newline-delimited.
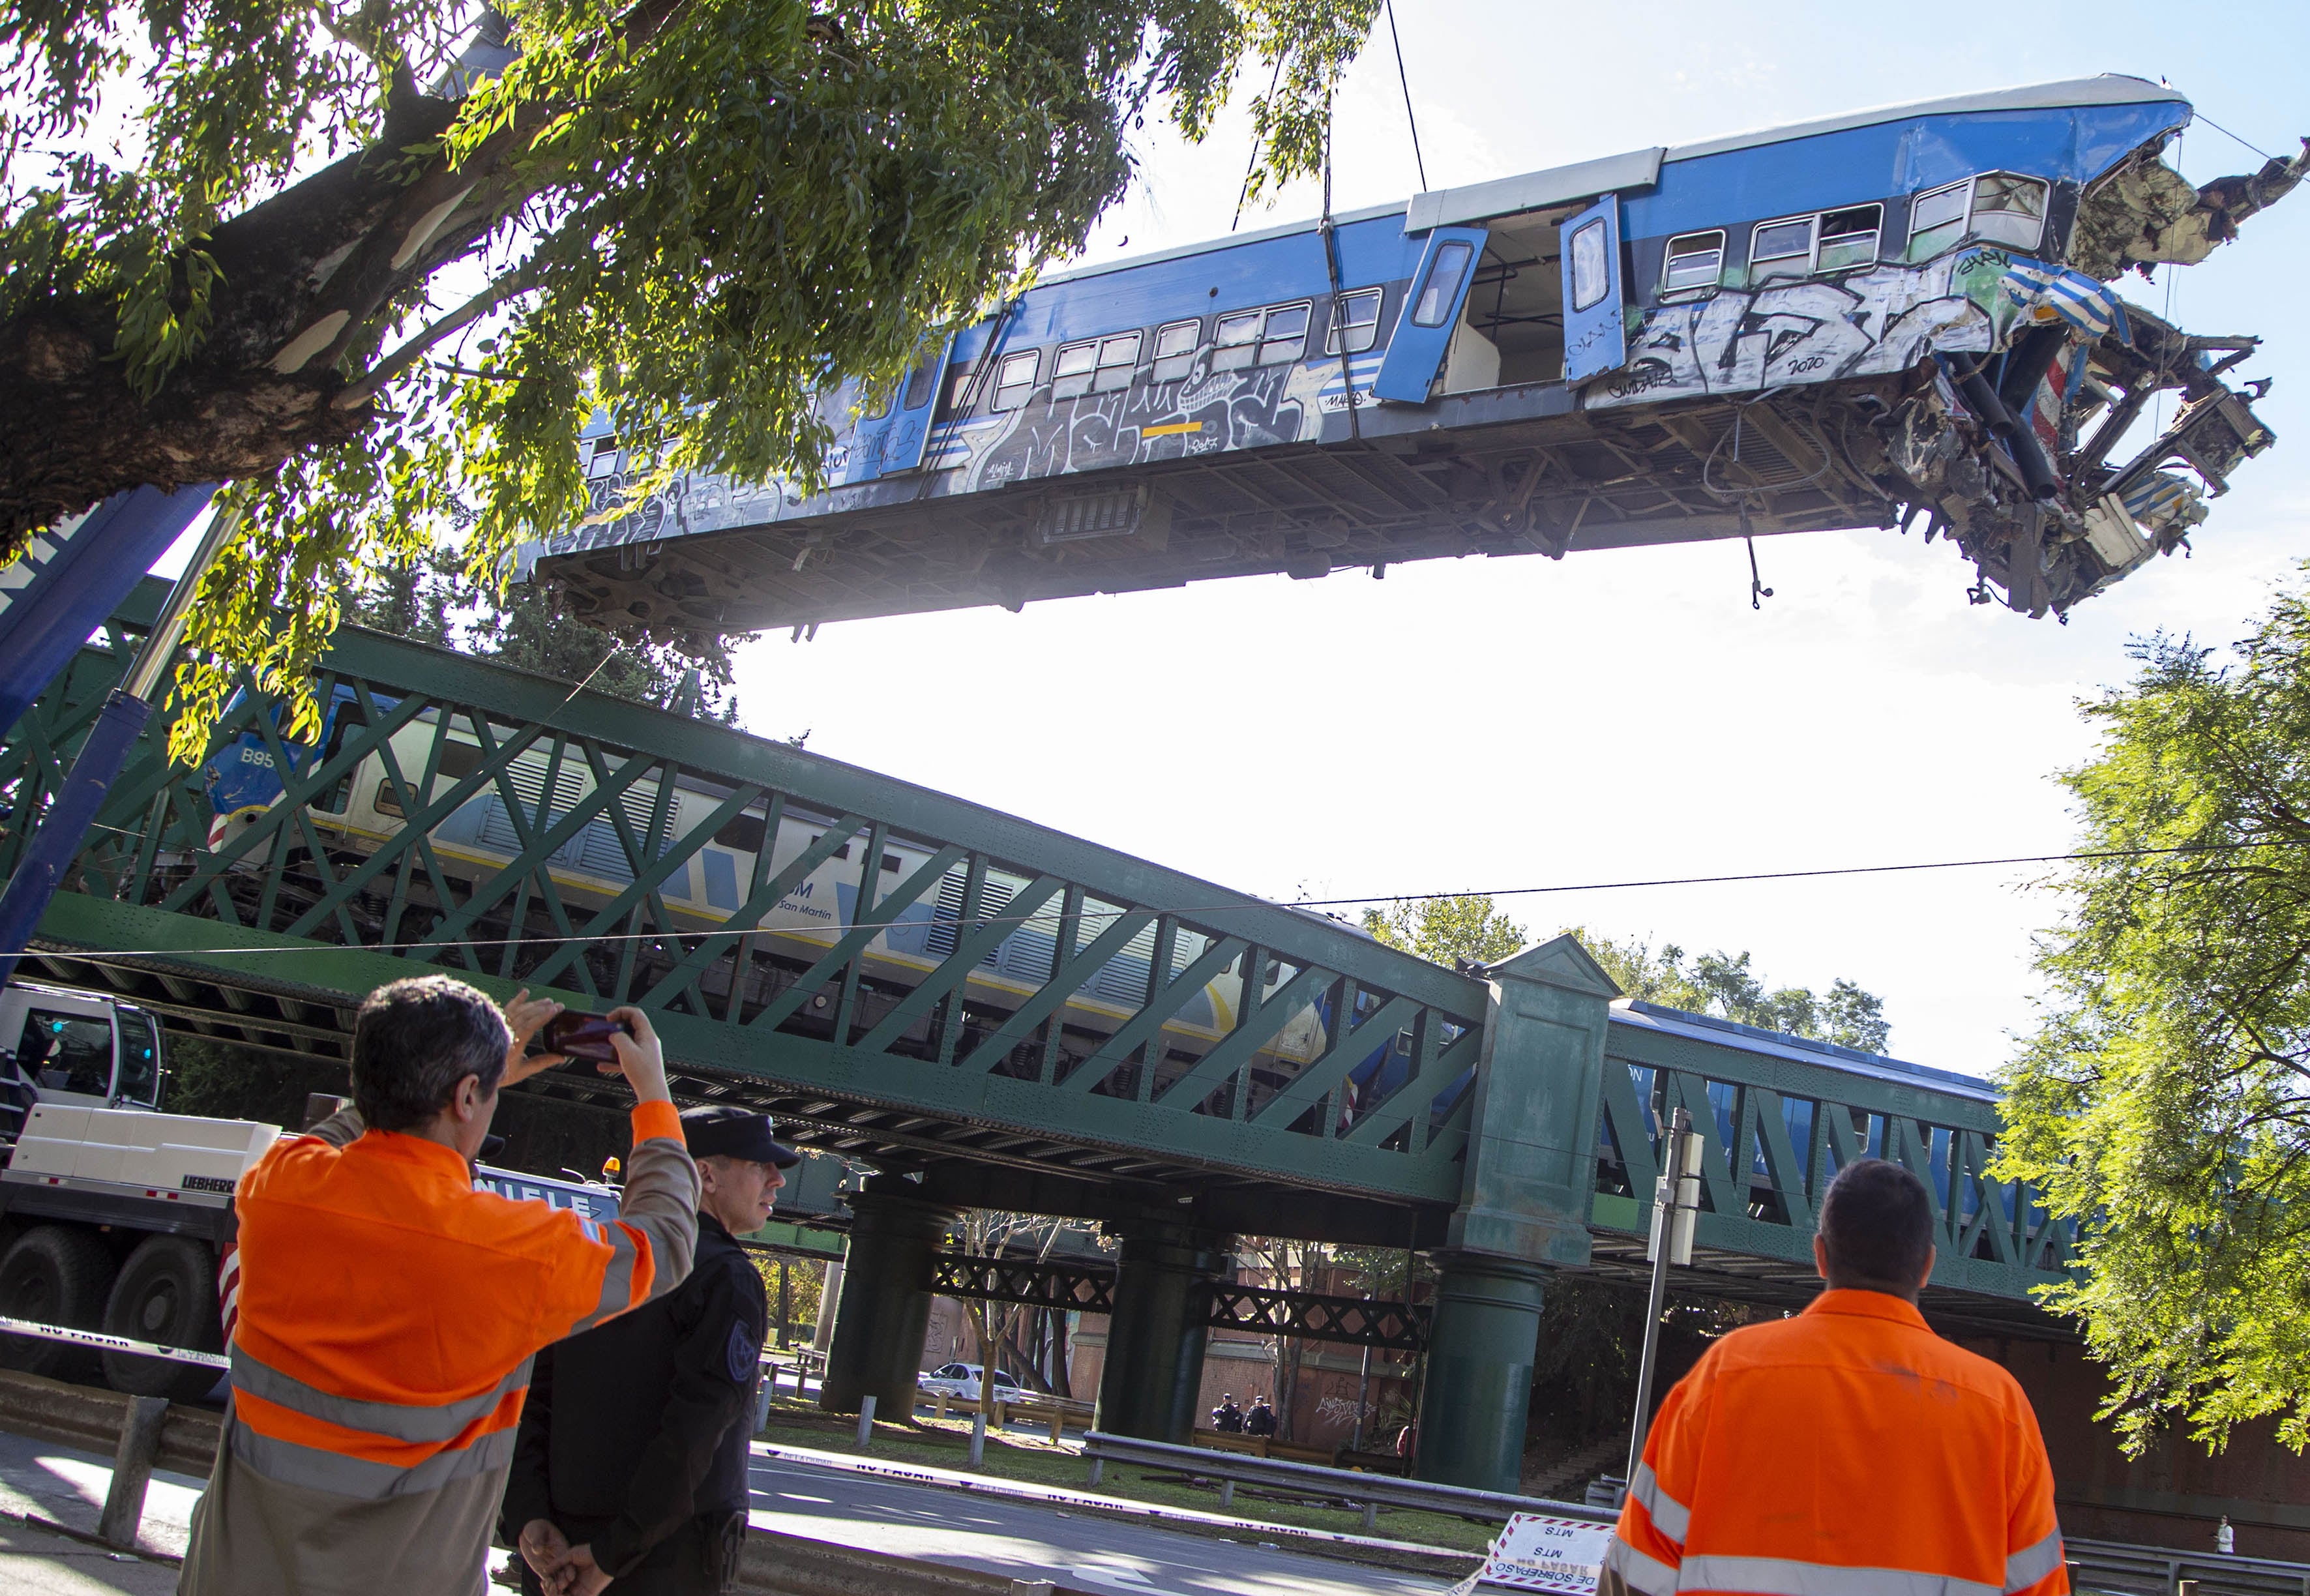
[0, 976, 617, 1400]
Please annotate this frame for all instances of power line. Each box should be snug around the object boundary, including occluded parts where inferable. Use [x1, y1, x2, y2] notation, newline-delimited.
[10, 834, 2300, 966]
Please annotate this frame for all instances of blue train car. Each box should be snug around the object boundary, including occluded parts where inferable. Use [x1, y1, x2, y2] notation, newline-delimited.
[533, 76, 2300, 632]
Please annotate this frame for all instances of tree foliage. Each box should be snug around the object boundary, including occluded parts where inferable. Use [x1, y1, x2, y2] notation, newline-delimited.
[3, 0, 1382, 746]
[1998, 582, 2310, 1455]
[348, 545, 745, 719]
[1358, 895, 1892, 1055]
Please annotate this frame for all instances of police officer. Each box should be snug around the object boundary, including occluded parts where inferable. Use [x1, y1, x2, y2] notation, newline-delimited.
[501, 1105, 798, 1595]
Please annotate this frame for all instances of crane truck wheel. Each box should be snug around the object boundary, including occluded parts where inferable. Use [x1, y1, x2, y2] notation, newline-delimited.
[0, 1225, 117, 1380]
[100, 1236, 224, 1402]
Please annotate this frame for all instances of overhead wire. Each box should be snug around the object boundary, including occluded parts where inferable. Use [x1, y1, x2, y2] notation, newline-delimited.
[12, 833, 2304, 965]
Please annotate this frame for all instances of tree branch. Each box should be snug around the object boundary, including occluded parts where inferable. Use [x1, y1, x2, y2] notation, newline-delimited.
[334, 265, 540, 409]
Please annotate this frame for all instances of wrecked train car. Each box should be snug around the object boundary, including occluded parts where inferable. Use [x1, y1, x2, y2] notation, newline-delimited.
[533, 76, 2302, 638]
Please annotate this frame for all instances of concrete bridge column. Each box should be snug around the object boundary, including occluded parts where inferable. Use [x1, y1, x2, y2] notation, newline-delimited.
[819, 1178, 959, 1417]
[1093, 1220, 1230, 1443]
[1414, 1250, 1550, 1490]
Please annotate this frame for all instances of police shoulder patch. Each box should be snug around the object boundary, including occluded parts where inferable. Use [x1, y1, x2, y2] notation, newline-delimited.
[726, 1320, 760, 1385]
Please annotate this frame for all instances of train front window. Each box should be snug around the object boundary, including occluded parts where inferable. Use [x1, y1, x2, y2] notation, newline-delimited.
[1816, 205, 1882, 273]
[1258, 303, 1309, 364]
[11, 1009, 111, 1097]
[1970, 174, 2047, 250]
[1661, 230, 1725, 292]
[901, 353, 940, 409]
[1907, 180, 1970, 261]
[584, 438, 621, 479]
[1324, 289, 1383, 355]
[1569, 220, 1612, 310]
[1093, 332, 1141, 392]
[991, 350, 1039, 411]
[1749, 216, 1814, 282]
[1151, 319, 1200, 381]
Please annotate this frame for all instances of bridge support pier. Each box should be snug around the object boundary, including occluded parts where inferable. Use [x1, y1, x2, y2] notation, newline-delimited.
[819, 1180, 959, 1418]
[1413, 1250, 1549, 1493]
[1093, 1220, 1230, 1444]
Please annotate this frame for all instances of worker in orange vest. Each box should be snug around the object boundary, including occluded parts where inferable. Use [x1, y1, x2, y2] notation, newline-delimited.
[179, 976, 701, 1596]
[1603, 1157, 2067, 1596]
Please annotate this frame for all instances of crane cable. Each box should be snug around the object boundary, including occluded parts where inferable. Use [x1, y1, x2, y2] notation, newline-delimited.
[1319, 96, 1363, 442]
[1384, 0, 1427, 191]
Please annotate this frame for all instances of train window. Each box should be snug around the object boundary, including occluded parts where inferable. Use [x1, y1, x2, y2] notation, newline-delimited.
[1749, 215, 1815, 282]
[584, 438, 620, 479]
[813, 836, 902, 872]
[991, 350, 1039, 411]
[1969, 174, 2047, 250]
[859, 383, 893, 422]
[714, 812, 767, 853]
[1413, 239, 1475, 326]
[1816, 205, 1882, 273]
[1908, 180, 1971, 261]
[901, 353, 940, 409]
[374, 780, 404, 817]
[1324, 288, 1384, 355]
[1052, 339, 1099, 399]
[1661, 230, 1725, 292]
[1211, 310, 1262, 372]
[1152, 319, 1200, 381]
[1093, 332, 1140, 392]
[1258, 303, 1309, 364]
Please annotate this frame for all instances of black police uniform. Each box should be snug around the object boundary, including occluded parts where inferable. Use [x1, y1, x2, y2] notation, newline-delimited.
[501, 1107, 795, 1594]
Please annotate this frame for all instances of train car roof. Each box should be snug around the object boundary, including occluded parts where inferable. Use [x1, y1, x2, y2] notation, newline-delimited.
[1610, 999, 1999, 1102]
[1041, 73, 2188, 289]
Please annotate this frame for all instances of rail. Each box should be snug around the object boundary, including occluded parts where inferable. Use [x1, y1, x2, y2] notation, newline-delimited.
[1080, 1430, 1610, 1530]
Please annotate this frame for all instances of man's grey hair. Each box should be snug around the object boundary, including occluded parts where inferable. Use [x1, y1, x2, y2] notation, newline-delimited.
[351, 976, 509, 1132]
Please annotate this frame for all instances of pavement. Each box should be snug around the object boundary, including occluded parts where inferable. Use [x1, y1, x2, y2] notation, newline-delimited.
[0, 1417, 1463, 1596]
[746, 1449, 1459, 1596]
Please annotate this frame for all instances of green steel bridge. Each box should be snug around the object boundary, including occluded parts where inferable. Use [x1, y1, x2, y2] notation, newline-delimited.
[2, 580, 2075, 1490]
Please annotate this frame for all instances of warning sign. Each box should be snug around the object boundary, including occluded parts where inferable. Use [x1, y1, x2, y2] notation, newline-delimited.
[1447, 1513, 1613, 1595]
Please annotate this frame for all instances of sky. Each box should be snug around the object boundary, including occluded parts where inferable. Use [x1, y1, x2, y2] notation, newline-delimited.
[152, 1, 2310, 1076]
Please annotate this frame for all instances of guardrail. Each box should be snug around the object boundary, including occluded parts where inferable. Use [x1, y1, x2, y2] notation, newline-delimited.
[1080, 1430, 1613, 1531]
[2066, 1535, 2310, 1596]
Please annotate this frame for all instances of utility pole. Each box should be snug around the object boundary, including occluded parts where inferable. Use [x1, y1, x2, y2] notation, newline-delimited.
[1625, 1106, 1703, 1491]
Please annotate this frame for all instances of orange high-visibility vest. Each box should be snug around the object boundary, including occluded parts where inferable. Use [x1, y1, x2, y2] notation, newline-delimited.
[1605, 1289, 2067, 1596]
[180, 1100, 696, 1596]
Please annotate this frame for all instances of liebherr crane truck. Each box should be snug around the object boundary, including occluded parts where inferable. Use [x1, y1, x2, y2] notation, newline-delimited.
[0, 977, 616, 1400]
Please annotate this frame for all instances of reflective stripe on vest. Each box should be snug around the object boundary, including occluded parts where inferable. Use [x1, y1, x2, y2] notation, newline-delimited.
[228, 1344, 533, 1500]
[1627, 1460, 1691, 1543]
[2004, 1530, 2065, 1594]
[1603, 1536, 1680, 1596]
[570, 1222, 644, 1333]
[1674, 1555, 2001, 1596]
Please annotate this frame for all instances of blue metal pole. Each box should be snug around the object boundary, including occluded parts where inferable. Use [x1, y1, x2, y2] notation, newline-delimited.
[0, 497, 242, 985]
[0, 484, 215, 743]
[0, 693, 153, 986]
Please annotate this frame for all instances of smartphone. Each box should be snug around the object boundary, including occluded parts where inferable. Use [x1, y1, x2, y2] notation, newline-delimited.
[537, 1011, 632, 1065]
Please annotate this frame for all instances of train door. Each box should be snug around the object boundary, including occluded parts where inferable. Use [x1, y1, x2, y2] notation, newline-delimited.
[1374, 226, 1488, 403]
[837, 336, 955, 485]
[1560, 195, 1627, 384]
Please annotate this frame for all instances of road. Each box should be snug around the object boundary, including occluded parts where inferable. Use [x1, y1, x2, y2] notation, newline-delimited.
[745, 1449, 1459, 1596]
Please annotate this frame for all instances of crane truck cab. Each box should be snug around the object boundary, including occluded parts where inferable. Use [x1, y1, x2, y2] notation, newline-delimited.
[0, 977, 619, 1402]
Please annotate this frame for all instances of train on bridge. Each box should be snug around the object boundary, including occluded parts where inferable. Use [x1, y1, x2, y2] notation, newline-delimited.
[530, 75, 2300, 640]
[198, 687, 1429, 1129]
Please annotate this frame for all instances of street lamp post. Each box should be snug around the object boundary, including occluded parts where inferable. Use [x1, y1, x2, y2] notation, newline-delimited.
[1625, 1106, 1704, 1491]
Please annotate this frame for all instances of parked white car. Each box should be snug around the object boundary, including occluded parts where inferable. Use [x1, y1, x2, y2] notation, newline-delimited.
[917, 1362, 1022, 1403]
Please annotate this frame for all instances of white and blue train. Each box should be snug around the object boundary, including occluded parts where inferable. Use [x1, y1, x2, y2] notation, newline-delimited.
[198, 692, 1425, 1121]
[534, 75, 2296, 630]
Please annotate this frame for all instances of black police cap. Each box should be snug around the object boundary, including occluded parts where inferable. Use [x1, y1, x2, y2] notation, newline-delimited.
[679, 1104, 800, 1168]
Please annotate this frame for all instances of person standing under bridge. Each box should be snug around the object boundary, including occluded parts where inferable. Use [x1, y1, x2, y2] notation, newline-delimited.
[1601, 1157, 2067, 1596]
[179, 979, 700, 1596]
[502, 1105, 797, 1595]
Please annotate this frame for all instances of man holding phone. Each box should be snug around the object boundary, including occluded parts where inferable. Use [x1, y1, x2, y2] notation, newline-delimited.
[179, 976, 700, 1596]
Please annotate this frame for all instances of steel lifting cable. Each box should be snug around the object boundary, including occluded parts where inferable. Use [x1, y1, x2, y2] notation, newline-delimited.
[1319, 95, 1363, 442]
[1384, 0, 1427, 192]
